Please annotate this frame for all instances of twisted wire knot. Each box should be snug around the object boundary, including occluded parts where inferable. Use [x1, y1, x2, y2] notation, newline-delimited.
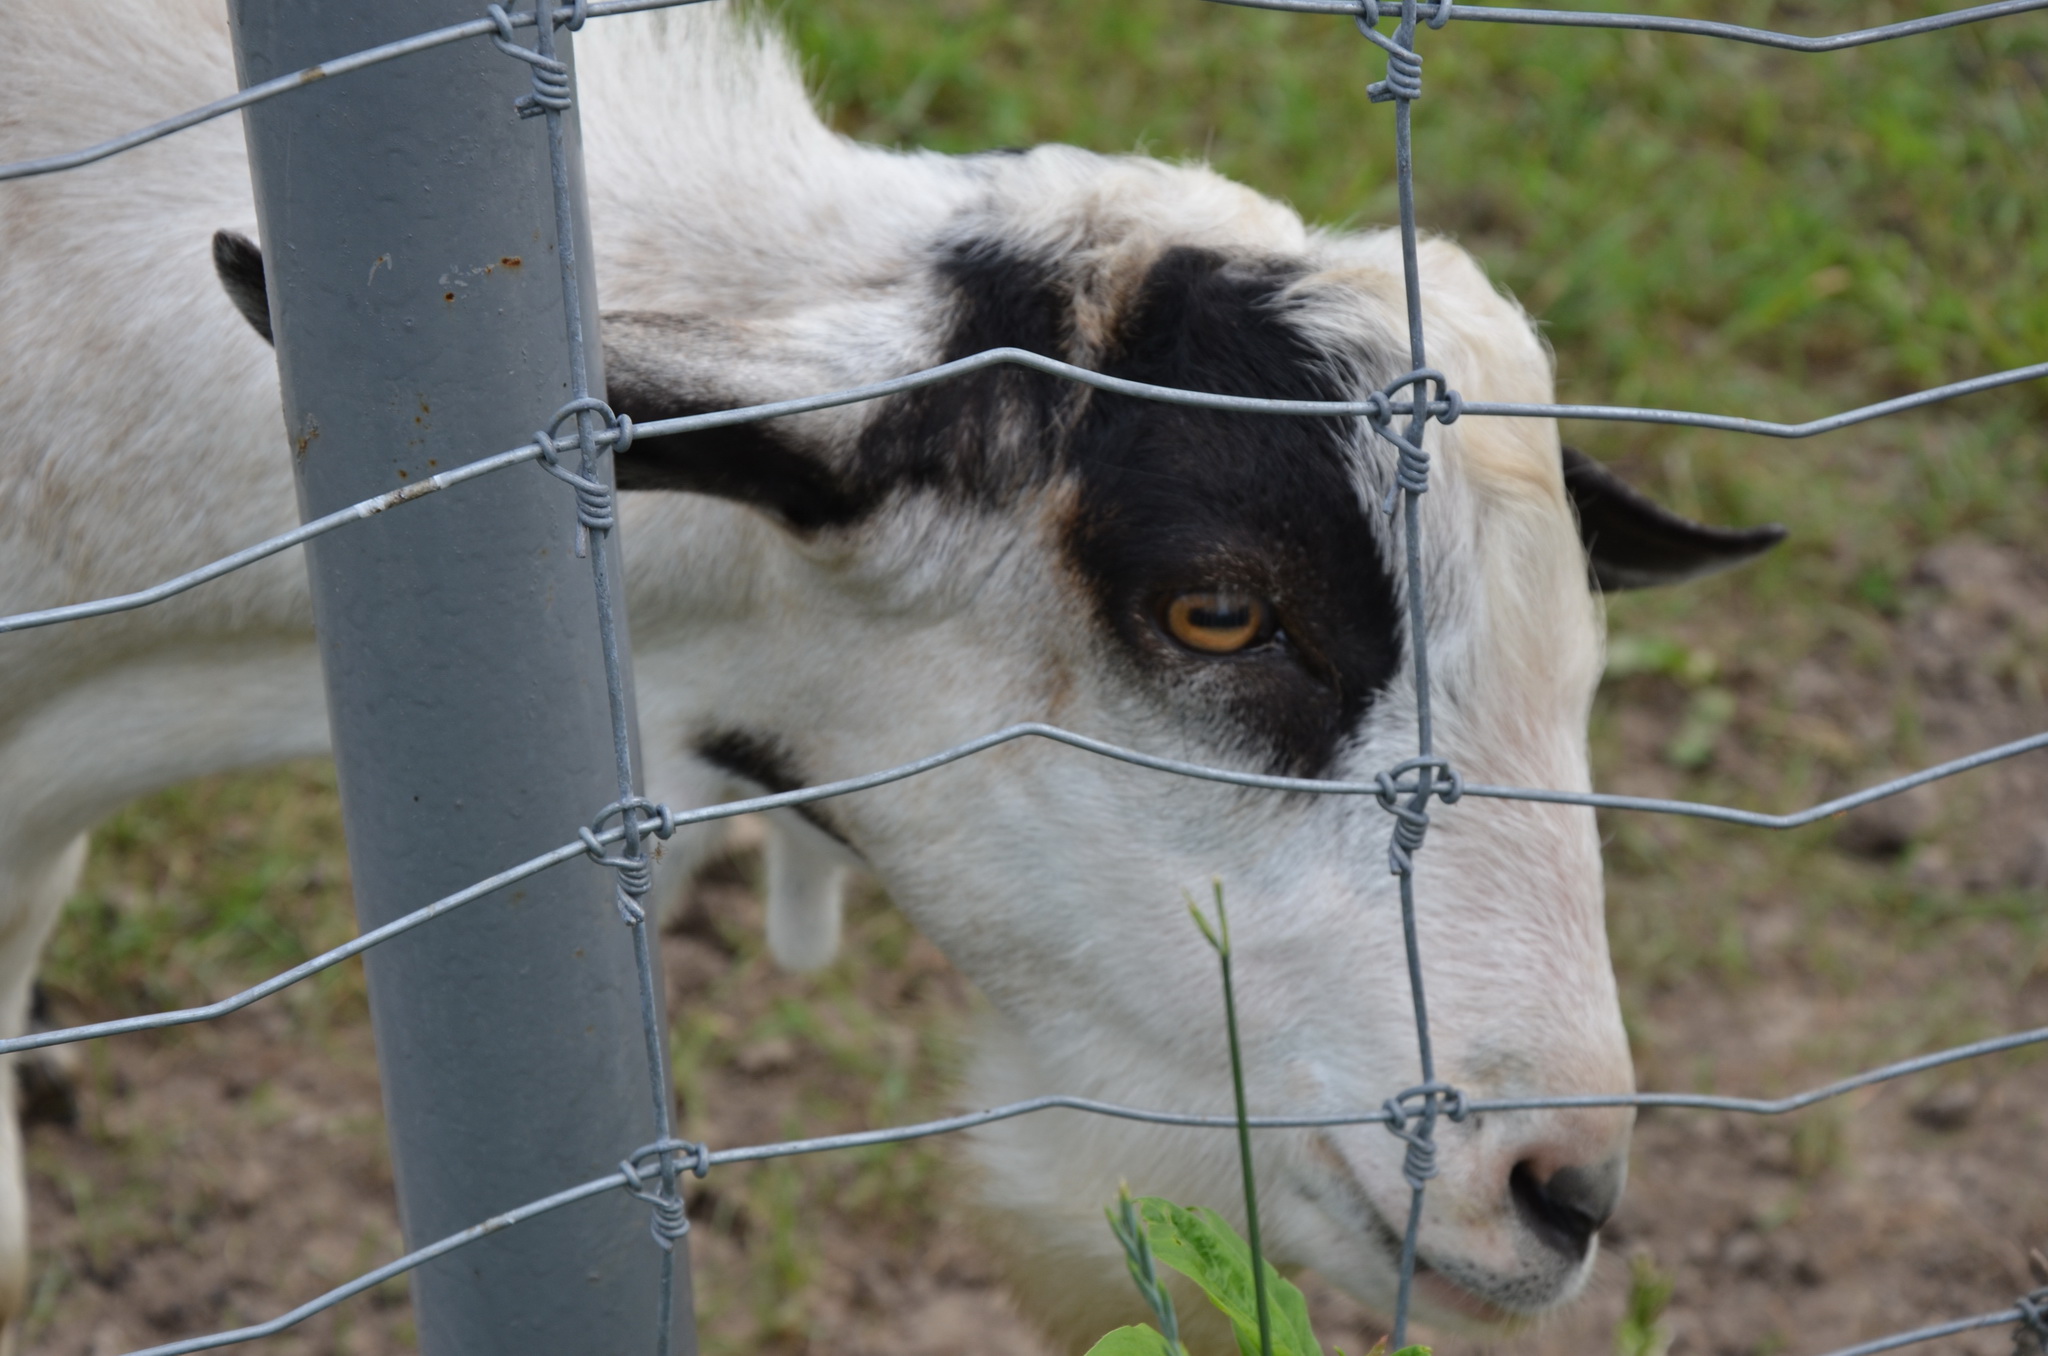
[1393, 440, 1431, 498]
[1368, 370, 1461, 514]
[535, 397, 633, 556]
[1374, 757, 1462, 876]
[1393, 1126, 1436, 1186]
[581, 797, 676, 925]
[1383, 799, 1429, 877]
[1382, 1082, 1469, 1192]
[619, 1138, 709, 1253]
[646, 1194, 689, 1248]
[1372, 757, 1464, 808]
[487, 5, 572, 118]
[1360, 1, 1455, 28]
[1386, 369, 1458, 427]
[1367, 41, 1424, 103]
[1355, 2, 1436, 103]
[2016, 1287, 2048, 1356]
[1361, 389, 1394, 428]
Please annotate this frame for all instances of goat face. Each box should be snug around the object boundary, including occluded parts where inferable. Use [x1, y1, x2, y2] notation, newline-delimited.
[581, 146, 1781, 1337]
[215, 129, 1778, 1344]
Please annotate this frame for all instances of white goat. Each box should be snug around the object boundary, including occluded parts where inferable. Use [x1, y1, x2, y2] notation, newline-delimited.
[0, 2, 1782, 1349]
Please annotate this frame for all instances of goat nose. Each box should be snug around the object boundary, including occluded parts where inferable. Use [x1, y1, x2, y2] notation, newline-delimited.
[1508, 1155, 1626, 1261]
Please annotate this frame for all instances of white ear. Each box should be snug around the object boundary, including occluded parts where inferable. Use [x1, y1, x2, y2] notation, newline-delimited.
[763, 811, 855, 972]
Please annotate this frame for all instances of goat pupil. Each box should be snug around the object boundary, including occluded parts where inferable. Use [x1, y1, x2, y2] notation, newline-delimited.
[1165, 591, 1267, 654]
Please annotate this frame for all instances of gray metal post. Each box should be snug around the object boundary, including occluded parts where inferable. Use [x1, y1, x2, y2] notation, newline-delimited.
[227, 5, 694, 1352]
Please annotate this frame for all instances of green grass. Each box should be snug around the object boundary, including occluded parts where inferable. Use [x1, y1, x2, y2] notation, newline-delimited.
[1615, 1250, 1674, 1356]
[790, 1, 2047, 400]
[43, 760, 361, 1029]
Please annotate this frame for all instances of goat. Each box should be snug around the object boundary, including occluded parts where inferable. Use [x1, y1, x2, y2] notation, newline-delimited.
[0, 1, 1783, 1348]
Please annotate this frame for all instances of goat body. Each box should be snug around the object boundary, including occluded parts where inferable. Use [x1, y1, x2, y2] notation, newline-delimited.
[0, 3, 1782, 1348]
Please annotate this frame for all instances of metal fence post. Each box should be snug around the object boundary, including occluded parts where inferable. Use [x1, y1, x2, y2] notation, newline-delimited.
[225, 4, 694, 1353]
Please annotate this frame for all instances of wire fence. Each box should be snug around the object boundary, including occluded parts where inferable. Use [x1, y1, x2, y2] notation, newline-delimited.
[3, 2, 2047, 1354]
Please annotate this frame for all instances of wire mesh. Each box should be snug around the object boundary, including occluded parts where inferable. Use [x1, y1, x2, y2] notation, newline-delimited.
[2, 2, 2046, 1354]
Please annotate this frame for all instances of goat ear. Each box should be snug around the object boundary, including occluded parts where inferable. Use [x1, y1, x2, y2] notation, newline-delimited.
[601, 311, 871, 532]
[212, 230, 273, 345]
[208, 245, 863, 531]
[1561, 446, 1786, 591]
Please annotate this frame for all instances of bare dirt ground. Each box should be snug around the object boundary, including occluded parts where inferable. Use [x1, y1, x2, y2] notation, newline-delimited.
[19, 537, 2048, 1356]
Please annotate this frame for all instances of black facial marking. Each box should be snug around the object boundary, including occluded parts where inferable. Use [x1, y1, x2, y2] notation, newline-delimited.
[212, 230, 273, 344]
[1561, 446, 1786, 591]
[843, 237, 1075, 506]
[694, 728, 849, 844]
[603, 363, 872, 531]
[596, 244, 1078, 533]
[696, 728, 805, 795]
[1061, 246, 1404, 777]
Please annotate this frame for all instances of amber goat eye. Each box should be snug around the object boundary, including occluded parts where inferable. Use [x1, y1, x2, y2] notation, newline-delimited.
[1163, 592, 1270, 654]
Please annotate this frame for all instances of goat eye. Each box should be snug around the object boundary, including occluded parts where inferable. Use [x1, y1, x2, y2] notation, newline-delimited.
[1162, 591, 1271, 655]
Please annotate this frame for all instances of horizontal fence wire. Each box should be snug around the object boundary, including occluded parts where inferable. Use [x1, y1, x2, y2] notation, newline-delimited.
[0, 0, 717, 183]
[107, 1030, 2048, 1356]
[3, 720, 2045, 1062]
[7, 0, 2045, 187]
[3, 1, 2045, 1354]
[1203, 0, 2048, 49]
[3, 350, 2044, 636]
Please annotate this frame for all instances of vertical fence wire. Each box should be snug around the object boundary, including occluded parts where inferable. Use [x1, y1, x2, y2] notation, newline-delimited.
[491, 3, 698, 1346]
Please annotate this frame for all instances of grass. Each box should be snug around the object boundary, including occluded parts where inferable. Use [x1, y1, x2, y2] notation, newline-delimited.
[789, 1, 2047, 395]
[41, 760, 361, 1029]
[660, 868, 968, 1352]
[1615, 1251, 1674, 1356]
[26, 2, 2048, 1352]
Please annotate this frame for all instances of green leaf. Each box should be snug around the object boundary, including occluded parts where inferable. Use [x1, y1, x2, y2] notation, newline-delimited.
[1135, 1197, 1321, 1356]
[1083, 1325, 1177, 1356]
[1614, 1252, 1673, 1356]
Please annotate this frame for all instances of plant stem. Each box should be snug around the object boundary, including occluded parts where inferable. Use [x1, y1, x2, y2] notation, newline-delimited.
[1203, 881, 1274, 1356]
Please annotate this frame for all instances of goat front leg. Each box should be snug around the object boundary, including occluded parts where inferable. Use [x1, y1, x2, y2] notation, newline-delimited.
[0, 833, 89, 1356]
[763, 811, 858, 973]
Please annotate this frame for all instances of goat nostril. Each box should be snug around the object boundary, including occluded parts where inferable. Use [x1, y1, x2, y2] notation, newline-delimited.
[1509, 1158, 1623, 1261]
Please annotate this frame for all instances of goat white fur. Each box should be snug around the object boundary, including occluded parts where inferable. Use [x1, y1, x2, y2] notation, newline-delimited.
[2, 2, 1788, 1348]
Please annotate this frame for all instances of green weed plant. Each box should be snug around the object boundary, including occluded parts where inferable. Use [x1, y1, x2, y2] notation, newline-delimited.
[1086, 887, 1429, 1356]
[1614, 1252, 1674, 1356]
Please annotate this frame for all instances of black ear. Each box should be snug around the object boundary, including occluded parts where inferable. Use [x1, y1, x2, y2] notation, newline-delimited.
[212, 230, 273, 345]
[601, 311, 872, 533]
[1561, 446, 1786, 591]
